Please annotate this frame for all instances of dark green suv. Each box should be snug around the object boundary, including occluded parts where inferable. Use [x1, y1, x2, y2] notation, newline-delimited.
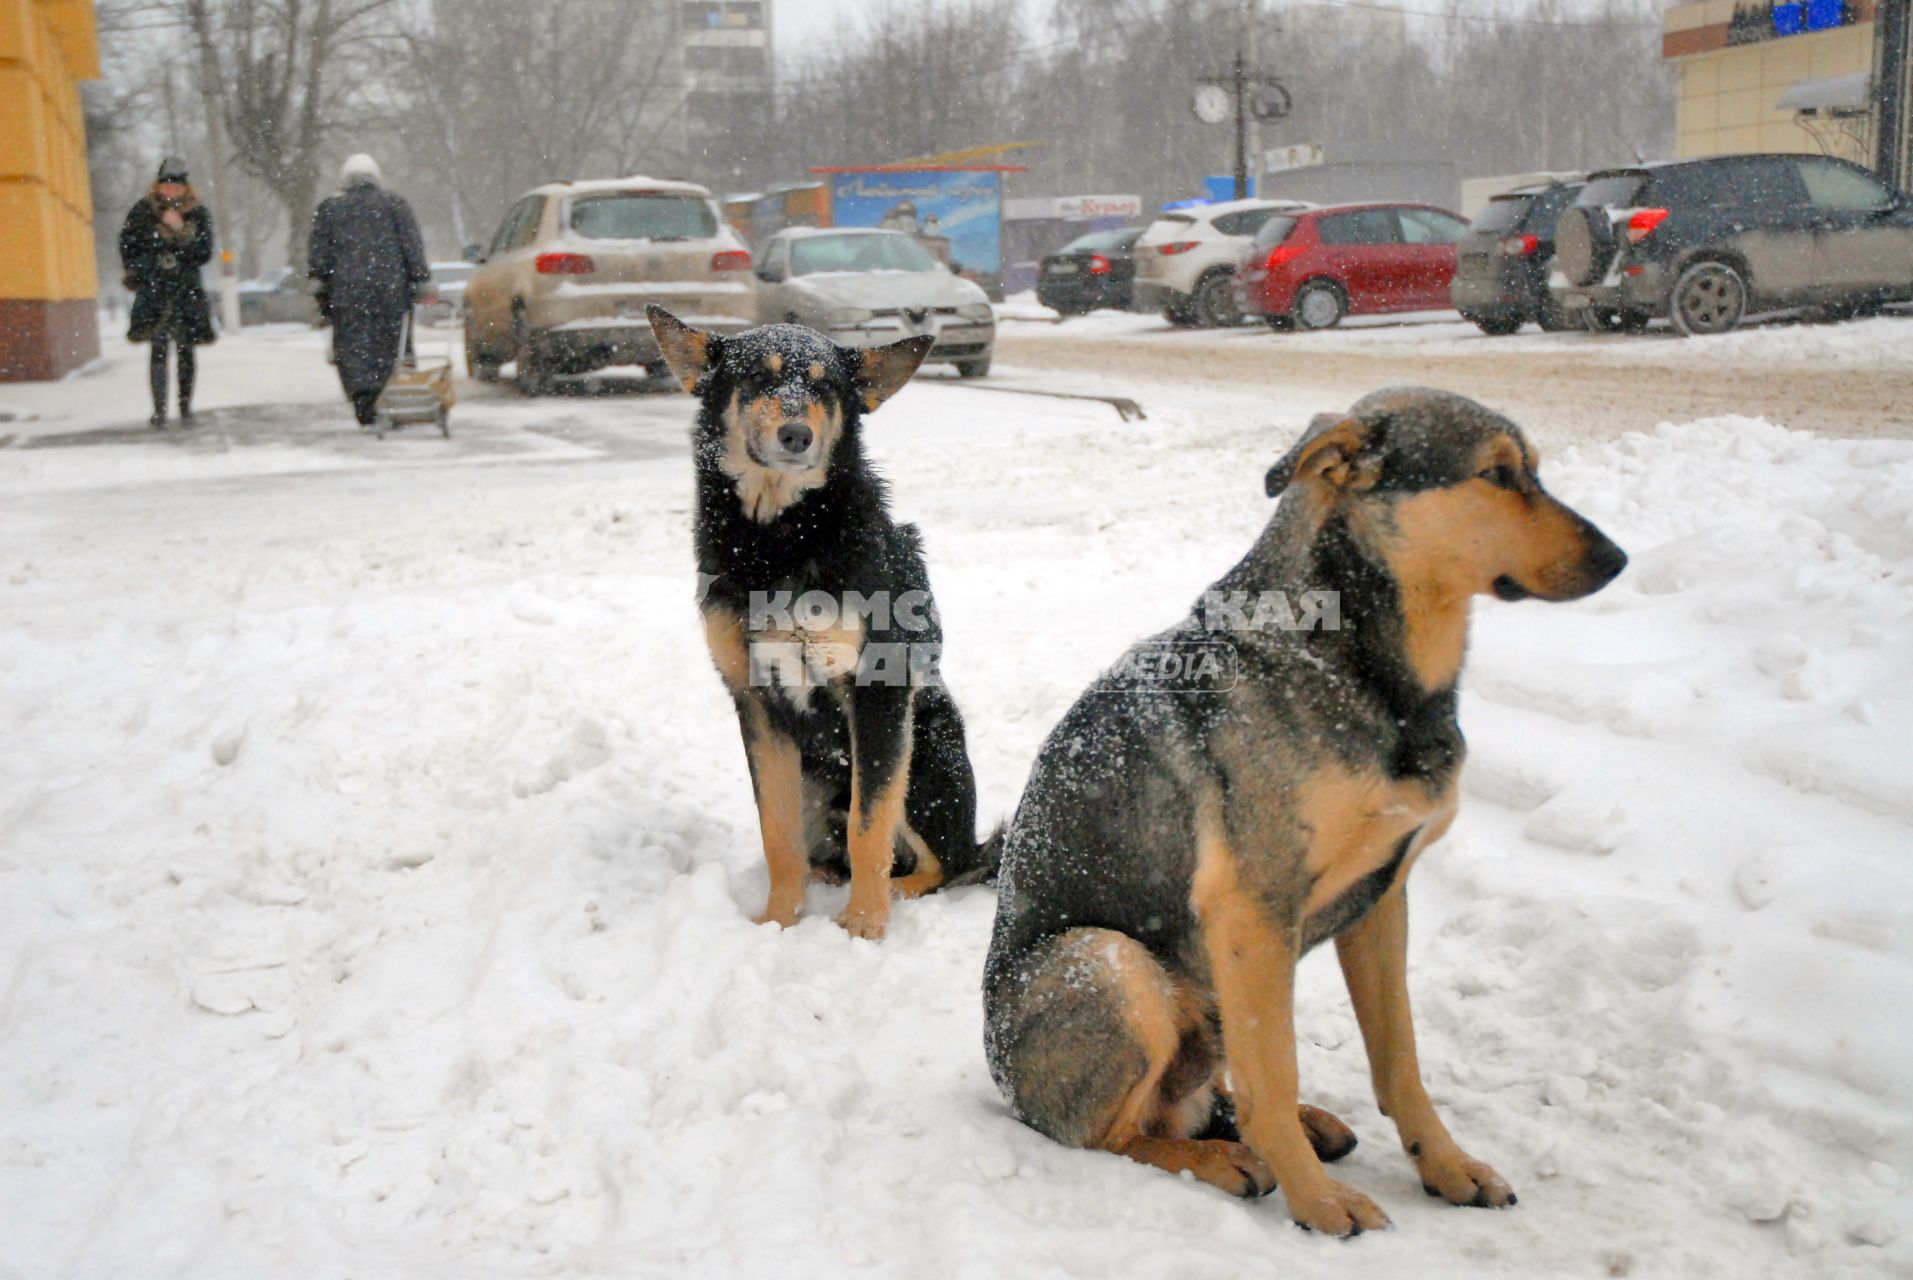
[1551, 154, 1913, 336]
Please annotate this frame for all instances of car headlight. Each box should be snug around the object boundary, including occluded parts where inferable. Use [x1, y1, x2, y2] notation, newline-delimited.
[957, 302, 993, 322]
[825, 308, 873, 328]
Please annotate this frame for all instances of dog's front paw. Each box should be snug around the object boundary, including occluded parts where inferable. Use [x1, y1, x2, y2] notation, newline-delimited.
[835, 905, 889, 940]
[1286, 1176, 1390, 1237]
[751, 905, 800, 928]
[1418, 1148, 1516, 1209]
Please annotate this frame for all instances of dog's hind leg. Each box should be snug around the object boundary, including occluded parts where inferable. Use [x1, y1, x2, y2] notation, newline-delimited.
[894, 683, 983, 895]
[990, 928, 1274, 1198]
[1199, 1091, 1360, 1165]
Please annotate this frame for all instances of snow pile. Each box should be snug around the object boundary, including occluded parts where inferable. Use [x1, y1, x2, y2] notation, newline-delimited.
[1, 353, 1909, 1276]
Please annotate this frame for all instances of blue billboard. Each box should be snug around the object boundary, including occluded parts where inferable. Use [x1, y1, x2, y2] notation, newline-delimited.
[827, 169, 1003, 274]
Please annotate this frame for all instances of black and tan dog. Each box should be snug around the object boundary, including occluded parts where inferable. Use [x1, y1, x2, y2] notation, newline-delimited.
[983, 388, 1626, 1234]
[650, 306, 996, 940]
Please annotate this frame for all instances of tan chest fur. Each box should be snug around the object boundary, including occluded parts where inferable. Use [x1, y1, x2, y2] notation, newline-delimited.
[701, 603, 864, 697]
[1297, 764, 1456, 919]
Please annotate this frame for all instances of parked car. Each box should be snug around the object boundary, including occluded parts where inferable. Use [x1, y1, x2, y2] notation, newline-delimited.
[463, 177, 754, 393]
[1553, 153, 1913, 336]
[1036, 227, 1143, 316]
[1450, 180, 1584, 335]
[417, 260, 475, 325]
[754, 227, 996, 378]
[1233, 202, 1470, 330]
[237, 266, 320, 327]
[1133, 198, 1313, 327]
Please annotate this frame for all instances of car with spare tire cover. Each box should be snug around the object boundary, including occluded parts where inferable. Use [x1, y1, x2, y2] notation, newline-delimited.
[1551, 153, 1913, 336]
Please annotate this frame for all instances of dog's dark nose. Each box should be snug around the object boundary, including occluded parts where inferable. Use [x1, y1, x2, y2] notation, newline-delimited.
[1583, 530, 1628, 588]
[778, 422, 813, 454]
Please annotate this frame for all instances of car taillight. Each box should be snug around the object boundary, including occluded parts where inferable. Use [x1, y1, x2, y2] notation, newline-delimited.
[535, 252, 595, 275]
[1499, 234, 1540, 257]
[1626, 208, 1670, 244]
[1087, 253, 1112, 276]
[1265, 242, 1304, 270]
[711, 249, 751, 272]
[1159, 241, 1199, 255]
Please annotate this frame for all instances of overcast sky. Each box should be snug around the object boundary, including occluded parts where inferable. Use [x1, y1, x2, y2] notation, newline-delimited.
[773, 0, 1055, 65]
[771, 0, 1601, 67]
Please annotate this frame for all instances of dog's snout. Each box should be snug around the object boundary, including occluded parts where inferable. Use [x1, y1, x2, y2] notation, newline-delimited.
[778, 422, 814, 454]
[1582, 529, 1628, 588]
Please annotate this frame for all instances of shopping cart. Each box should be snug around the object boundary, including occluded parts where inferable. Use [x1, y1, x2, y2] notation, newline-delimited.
[374, 309, 455, 439]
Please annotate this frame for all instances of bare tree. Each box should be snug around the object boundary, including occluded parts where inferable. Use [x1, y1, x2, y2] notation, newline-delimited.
[178, 0, 400, 266]
[381, 0, 682, 254]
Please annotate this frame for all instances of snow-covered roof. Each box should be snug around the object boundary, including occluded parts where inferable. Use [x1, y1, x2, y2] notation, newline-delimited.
[767, 226, 905, 240]
[1777, 72, 1871, 114]
[1195, 196, 1315, 216]
[527, 176, 715, 199]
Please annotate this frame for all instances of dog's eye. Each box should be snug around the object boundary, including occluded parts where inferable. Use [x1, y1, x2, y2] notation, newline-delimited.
[1479, 463, 1519, 490]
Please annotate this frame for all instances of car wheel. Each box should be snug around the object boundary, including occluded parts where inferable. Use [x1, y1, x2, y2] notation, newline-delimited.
[1291, 281, 1346, 331]
[1670, 261, 1745, 337]
[465, 328, 500, 382]
[1537, 299, 1580, 332]
[1195, 271, 1243, 328]
[513, 311, 550, 395]
[956, 354, 992, 379]
[1472, 314, 1523, 336]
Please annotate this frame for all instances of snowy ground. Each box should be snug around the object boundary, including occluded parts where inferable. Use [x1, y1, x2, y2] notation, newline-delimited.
[2, 324, 1910, 1278]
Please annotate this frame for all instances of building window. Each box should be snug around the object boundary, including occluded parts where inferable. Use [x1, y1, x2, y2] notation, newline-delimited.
[682, 1, 765, 31]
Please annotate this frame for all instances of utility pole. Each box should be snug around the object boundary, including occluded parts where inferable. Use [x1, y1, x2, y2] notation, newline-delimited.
[1877, 0, 1911, 190]
[185, 0, 243, 330]
[1192, 18, 1288, 202]
[1244, 0, 1260, 199]
[1230, 51, 1250, 199]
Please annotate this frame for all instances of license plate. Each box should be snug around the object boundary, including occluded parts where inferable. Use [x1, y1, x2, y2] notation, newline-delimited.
[1047, 262, 1078, 275]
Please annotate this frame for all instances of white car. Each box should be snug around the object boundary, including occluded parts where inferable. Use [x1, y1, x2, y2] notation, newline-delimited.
[1133, 198, 1314, 327]
[754, 227, 995, 377]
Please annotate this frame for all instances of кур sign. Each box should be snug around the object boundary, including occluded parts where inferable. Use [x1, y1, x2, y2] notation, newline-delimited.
[1057, 195, 1143, 219]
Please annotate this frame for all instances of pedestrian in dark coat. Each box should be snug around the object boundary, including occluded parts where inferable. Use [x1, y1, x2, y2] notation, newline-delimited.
[119, 157, 216, 428]
[308, 153, 431, 427]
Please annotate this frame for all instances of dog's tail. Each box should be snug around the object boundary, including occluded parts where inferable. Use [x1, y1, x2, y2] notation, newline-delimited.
[939, 822, 1004, 891]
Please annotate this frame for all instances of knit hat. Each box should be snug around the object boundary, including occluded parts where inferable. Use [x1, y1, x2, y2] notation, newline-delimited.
[156, 156, 189, 183]
[340, 153, 382, 187]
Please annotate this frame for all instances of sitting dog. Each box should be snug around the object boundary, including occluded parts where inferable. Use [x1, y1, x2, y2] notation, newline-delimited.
[649, 306, 996, 940]
[982, 388, 1626, 1234]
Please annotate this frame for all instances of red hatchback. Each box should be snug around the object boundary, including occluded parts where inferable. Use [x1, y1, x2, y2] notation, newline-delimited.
[1234, 202, 1470, 330]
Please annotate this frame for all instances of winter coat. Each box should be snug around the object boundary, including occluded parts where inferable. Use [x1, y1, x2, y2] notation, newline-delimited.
[308, 183, 430, 395]
[119, 196, 217, 346]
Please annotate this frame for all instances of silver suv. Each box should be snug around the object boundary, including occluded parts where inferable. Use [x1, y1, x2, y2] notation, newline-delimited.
[463, 177, 755, 393]
[1133, 198, 1313, 326]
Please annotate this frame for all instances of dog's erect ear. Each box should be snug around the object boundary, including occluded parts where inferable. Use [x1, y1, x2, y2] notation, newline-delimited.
[648, 306, 720, 394]
[852, 334, 935, 412]
[1264, 413, 1383, 497]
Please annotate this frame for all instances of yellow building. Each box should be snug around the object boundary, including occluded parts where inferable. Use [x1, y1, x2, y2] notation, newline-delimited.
[0, 0, 99, 381]
[1665, 1, 1879, 162]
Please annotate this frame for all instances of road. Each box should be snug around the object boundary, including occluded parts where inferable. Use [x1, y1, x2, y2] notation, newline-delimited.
[992, 312, 1913, 443]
